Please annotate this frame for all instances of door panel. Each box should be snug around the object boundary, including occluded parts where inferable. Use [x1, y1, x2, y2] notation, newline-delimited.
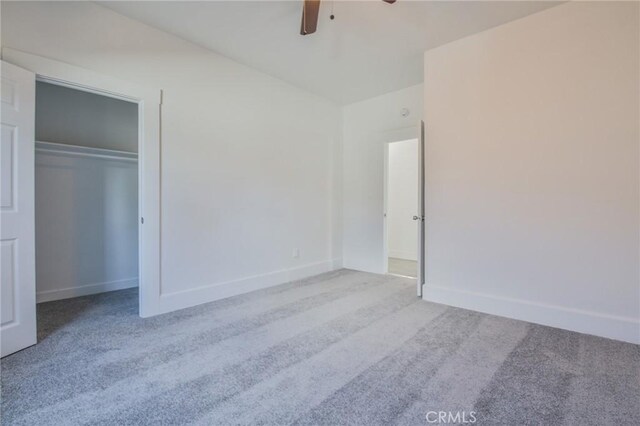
[1, 61, 36, 357]
[417, 121, 425, 297]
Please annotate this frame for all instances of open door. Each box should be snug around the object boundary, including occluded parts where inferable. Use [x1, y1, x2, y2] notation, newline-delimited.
[416, 121, 425, 297]
[1, 61, 36, 357]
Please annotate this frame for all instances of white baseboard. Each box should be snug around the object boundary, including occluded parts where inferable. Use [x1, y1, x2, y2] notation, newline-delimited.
[155, 259, 342, 316]
[388, 251, 417, 261]
[423, 284, 640, 345]
[37, 278, 138, 303]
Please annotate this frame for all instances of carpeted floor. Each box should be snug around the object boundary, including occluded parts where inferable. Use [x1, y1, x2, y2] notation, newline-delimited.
[1, 269, 638, 425]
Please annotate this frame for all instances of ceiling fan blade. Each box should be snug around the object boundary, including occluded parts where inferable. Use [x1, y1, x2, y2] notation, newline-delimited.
[382, 0, 397, 3]
[300, 0, 321, 35]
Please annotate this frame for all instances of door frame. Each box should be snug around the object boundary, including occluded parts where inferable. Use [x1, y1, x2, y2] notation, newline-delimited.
[1, 48, 162, 317]
[380, 125, 420, 277]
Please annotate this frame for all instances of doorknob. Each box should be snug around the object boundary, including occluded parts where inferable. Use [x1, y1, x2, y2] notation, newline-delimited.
[413, 215, 421, 221]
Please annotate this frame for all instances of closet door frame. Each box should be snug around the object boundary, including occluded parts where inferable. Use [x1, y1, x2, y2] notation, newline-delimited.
[2, 48, 163, 317]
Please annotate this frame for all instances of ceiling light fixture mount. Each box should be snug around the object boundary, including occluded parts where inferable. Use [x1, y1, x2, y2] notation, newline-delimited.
[301, 0, 396, 36]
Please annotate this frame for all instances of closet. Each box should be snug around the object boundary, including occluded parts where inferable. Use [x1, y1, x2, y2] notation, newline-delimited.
[34, 81, 139, 302]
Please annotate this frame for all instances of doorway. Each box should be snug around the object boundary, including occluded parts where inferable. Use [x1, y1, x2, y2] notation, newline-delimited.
[1, 52, 161, 357]
[34, 82, 139, 305]
[384, 138, 419, 278]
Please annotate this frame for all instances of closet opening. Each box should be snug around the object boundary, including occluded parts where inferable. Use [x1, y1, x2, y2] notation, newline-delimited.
[34, 81, 140, 319]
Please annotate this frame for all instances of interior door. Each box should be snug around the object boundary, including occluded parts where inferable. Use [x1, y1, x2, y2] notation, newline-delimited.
[416, 121, 425, 297]
[1, 61, 36, 357]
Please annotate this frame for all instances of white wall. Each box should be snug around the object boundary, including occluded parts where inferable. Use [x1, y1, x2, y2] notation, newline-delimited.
[35, 143, 139, 302]
[387, 139, 418, 261]
[1, 1, 342, 311]
[36, 81, 138, 152]
[342, 84, 423, 273]
[423, 2, 639, 343]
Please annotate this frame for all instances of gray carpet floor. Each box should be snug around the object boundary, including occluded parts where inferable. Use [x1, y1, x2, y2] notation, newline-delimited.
[1, 269, 639, 425]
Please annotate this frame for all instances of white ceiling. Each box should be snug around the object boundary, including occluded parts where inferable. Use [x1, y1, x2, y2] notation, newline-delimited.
[99, 1, 560, 104]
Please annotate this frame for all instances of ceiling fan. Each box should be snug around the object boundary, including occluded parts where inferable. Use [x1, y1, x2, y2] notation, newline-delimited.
[301, 0, 396, 35]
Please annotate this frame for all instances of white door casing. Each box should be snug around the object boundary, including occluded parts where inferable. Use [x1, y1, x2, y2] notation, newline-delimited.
[1, 61, 36, 357]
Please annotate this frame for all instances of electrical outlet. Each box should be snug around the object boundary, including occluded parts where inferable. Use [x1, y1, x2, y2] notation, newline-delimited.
[292, 248, 300, 258]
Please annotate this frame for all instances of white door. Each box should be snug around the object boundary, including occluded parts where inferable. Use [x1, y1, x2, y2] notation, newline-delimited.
[416, 121, 426, 297]
[1, 61, 36, 357]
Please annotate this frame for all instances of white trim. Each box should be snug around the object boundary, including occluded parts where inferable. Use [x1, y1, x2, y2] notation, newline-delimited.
[2, 48, 162, 318]
[1, 48, 160, 104]
[153, 260, 340, 316]
[423, 284, 640, 344]
[35, 141, 138, 162]
[36, 278, 138, 303]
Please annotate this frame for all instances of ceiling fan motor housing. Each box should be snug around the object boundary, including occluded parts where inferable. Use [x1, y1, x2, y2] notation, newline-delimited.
[301, 0, 395, 36]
